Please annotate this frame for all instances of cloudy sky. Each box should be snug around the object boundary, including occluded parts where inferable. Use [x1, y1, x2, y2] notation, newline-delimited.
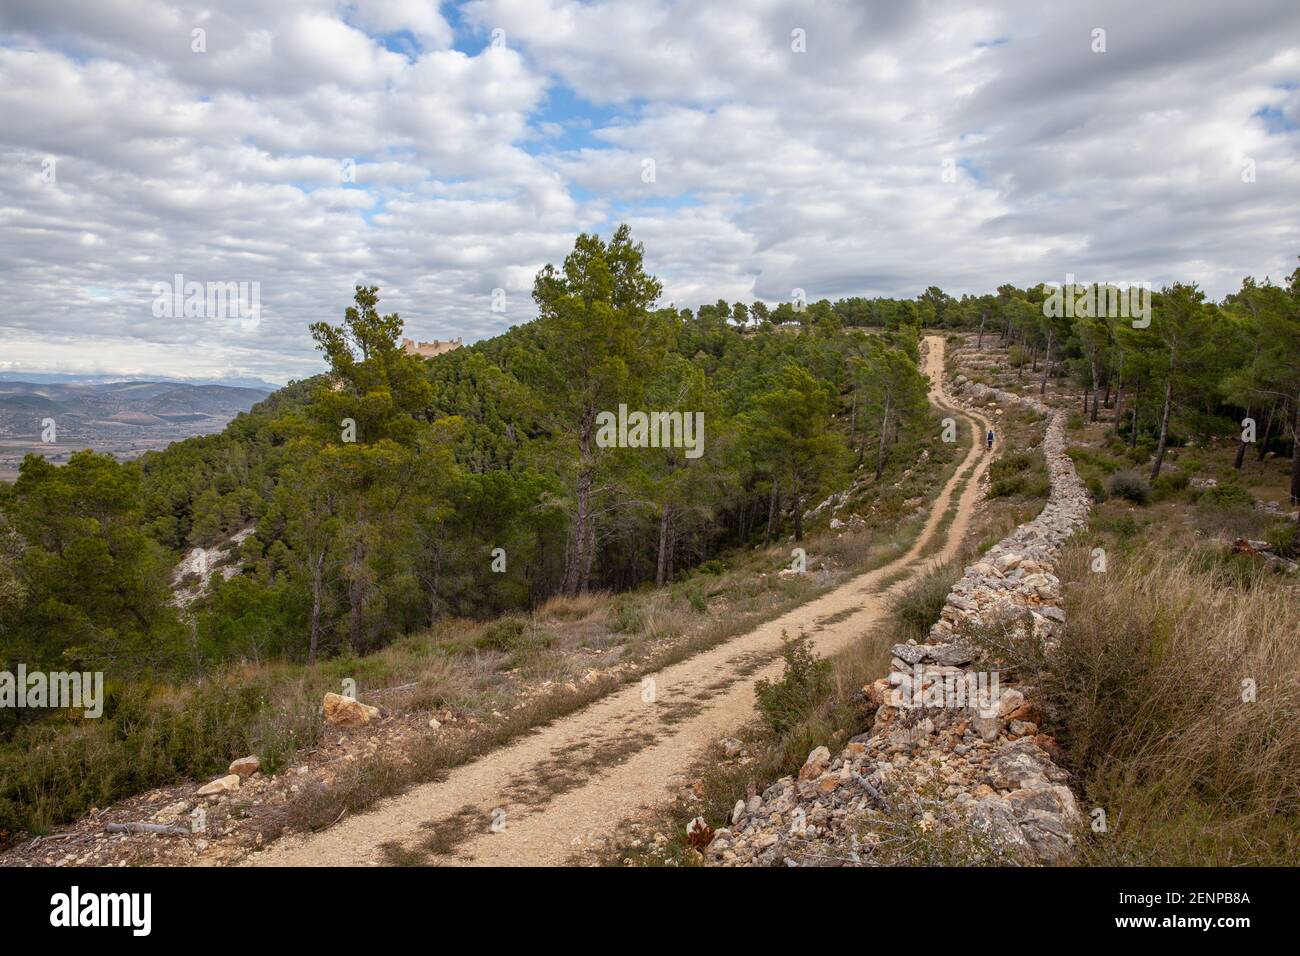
[1, 0, 1297, 384]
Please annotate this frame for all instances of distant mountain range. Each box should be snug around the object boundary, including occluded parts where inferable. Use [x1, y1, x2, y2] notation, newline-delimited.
[0, 380, 275, 479]
[0, 371, 282, 390]
[0, 380, 272, 435]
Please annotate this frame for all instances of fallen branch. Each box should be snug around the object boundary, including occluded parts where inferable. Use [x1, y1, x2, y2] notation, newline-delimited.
[104, 822, 191, 836]
[851, 771, 890, 810]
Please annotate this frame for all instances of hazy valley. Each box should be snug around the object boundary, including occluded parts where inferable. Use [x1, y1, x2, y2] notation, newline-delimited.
[0, 380, 272, 481]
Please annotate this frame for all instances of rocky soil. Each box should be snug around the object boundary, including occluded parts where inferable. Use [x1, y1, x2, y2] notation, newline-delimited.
[707, 372, 1093, 866]
[0, 692, 470, 867]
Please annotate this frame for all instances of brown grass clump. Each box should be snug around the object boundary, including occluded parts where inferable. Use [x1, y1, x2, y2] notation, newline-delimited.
[1005, 543, 1300, 865]
[535, 591, 613, 623]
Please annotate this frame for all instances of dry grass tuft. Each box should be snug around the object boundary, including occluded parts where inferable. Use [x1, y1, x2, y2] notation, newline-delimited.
[535, 591, 613, 623]
[1001, 543, 1300, 865]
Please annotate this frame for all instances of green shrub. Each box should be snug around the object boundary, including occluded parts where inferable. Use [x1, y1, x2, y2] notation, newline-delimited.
[990, 476, 1025, 497]
[1097, 512, 1140, 538]
[1107, 470, 1150, 505]
[1068, 445, 1123, 473]
[611, 602, 644, 633]
[1124, 443, 1153, 466]
[990, 453, 1033, 482]
[473, 617, 529, 652]
[754, 634, 831, 734]
[988, 452, 1049, 500]
[1021, 475, 1051, 499]
[1198, 483, 1253, 509]
[696, 559, 725, 576]
[888, 561, 959, 642]
[1152, 471, 1190, 498]
[1266, 520, 1300, 558]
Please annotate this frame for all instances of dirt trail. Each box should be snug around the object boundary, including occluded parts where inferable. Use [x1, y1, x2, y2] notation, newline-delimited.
[249, 336, 993, 867]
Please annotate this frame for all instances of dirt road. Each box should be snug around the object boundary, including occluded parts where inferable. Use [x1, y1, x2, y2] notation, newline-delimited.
[249, 336, 992, 867]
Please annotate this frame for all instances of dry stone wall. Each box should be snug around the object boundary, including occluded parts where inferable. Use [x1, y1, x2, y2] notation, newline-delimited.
[707, 371, 1093, 867]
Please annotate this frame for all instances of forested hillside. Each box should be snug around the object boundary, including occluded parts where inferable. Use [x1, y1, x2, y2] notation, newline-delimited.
[0, 226, 932, 682]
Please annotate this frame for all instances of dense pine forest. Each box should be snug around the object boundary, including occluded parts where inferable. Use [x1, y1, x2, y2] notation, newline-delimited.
[0, 227, 935, 682]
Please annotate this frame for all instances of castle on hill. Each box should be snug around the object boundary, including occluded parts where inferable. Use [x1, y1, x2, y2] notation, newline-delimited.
[402, 337, 462, 358]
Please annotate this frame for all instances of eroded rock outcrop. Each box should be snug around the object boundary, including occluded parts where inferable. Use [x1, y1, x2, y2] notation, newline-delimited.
[322, 692, 380, 727]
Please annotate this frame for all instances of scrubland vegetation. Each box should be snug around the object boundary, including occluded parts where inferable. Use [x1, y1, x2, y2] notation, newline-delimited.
[1048, 543, 1299, 865]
